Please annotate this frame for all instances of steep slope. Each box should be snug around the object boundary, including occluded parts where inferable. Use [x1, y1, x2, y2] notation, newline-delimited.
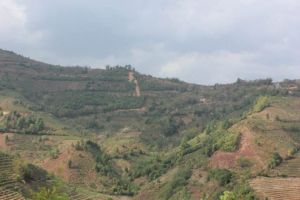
[1, 48, 295, 149]
[2, 49, 300, 199]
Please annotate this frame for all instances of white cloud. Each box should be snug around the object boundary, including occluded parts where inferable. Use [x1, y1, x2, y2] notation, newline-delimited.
[0, 0, 43, 46]
[159, 51, 258, 84]
[1, 0, 300, 84]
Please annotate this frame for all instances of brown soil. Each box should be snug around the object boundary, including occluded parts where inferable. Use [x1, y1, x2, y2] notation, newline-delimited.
[128, 71, 141, 97]
[41, 146, 73, 181]
[210, 123, 265, 171]
[188, 169, 208, 200]
[40, 140, 79, 182]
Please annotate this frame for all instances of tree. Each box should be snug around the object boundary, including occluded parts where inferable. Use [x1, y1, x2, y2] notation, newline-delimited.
[68, 160, 72, 168]
[220, 191, 237, 200]
[32, 186, 69, 200]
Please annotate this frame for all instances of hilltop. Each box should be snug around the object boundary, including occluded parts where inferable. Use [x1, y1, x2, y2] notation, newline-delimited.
[0, 49, 300, 199]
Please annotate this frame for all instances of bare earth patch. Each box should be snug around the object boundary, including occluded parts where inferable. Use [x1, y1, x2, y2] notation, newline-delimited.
[41, 146, 73, 181]
[0, 133, 14, 151]
[210, 124, 265, 171]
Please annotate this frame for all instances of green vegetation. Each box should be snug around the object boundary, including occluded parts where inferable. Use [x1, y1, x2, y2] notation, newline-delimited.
[208, 168, 233, 186]
[269, 152, 283, 168]
[2, 49, 300, 200]
[85, 140, 116, 176]
[217, 131, 240, 152]
[31, 184, 69, 200]
[22, 164, 50, 183]
[130, 154, 177, 180]
[237, 157, 252, 168]
[252, 96, 270, 113]
[220, 191, 237, 200]
[85, 140, 138, 195]
[0, 111, 47, 134]
[160, 167, 192, 200]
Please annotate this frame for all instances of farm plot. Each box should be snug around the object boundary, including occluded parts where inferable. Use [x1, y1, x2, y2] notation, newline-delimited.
[250, 177, 300, 200]
[0, 152, 25, 200]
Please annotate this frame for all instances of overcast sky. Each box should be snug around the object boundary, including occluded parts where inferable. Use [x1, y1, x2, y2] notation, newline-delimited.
[0, 0, 300, 84]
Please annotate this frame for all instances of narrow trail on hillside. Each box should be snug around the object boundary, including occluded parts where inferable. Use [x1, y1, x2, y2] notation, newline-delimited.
[128, 71, 141, 97]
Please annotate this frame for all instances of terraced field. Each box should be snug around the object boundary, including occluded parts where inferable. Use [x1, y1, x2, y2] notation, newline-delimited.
[270, 153, 300, 177]
[68, 190, 98, 200]
[0, 153, 24, 200]
[250, 177, 300, 200]
[67, 187, 114, 200]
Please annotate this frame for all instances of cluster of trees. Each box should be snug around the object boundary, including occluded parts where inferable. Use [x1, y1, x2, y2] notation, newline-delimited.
[129, 154, 176, 180]
[139, 78, 188, 92]
[41, 91, 144, 118]
[85, 140, 116, 176]
[105, 64, 135, 72]
[0, 111, 46, 134]
[22, 164, 50, 183]
[84, 140, 138, 195]
[161, 117, 183, 137]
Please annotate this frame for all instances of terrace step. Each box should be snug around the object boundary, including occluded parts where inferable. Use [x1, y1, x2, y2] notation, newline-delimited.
[0, 188, 25, 200]
[250, 177, 300, 200]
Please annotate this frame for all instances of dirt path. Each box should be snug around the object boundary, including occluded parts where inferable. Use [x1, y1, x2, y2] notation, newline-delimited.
[210, 124, 265, 170]
[0, 133, 13, 151]
[128, 71, 141, 97]
[128, 71, 134, 82]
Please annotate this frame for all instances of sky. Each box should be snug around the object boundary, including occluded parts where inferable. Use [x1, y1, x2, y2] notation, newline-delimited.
[0, 0, 300, 84]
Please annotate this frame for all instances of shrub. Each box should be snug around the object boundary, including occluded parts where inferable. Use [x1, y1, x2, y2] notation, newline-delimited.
[220, 191, 237, 200]
[31, 185, 69, 200]
[85, 140, 116, 176]
[50, 148, 60, 159]
[22, 164, 49, 183]
[217, 131, 240, 152]
[160, 167, 192, 200]
[208, 169, 233, 186]
[130, 154, 176, 180]
[68, 160, 72, 168]
[253, 96, 270, 113]
[237, 157, 252, 168]
[268, 152, 282, 168]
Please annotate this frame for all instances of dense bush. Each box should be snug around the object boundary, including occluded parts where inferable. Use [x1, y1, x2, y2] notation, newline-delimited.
[130, 154, 177, 180]
[217, 131, 240, 152]
[268, 152, 283, 168]
[208, 168, 233, 186]
[220, 191, 237, 200]
[85, 140, 116, 176]
[162, 117, 182, 137]
[22, 164, 49, 183]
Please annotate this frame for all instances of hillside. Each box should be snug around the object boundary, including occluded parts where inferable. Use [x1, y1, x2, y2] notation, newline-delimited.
[1, 49, 300, 199]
